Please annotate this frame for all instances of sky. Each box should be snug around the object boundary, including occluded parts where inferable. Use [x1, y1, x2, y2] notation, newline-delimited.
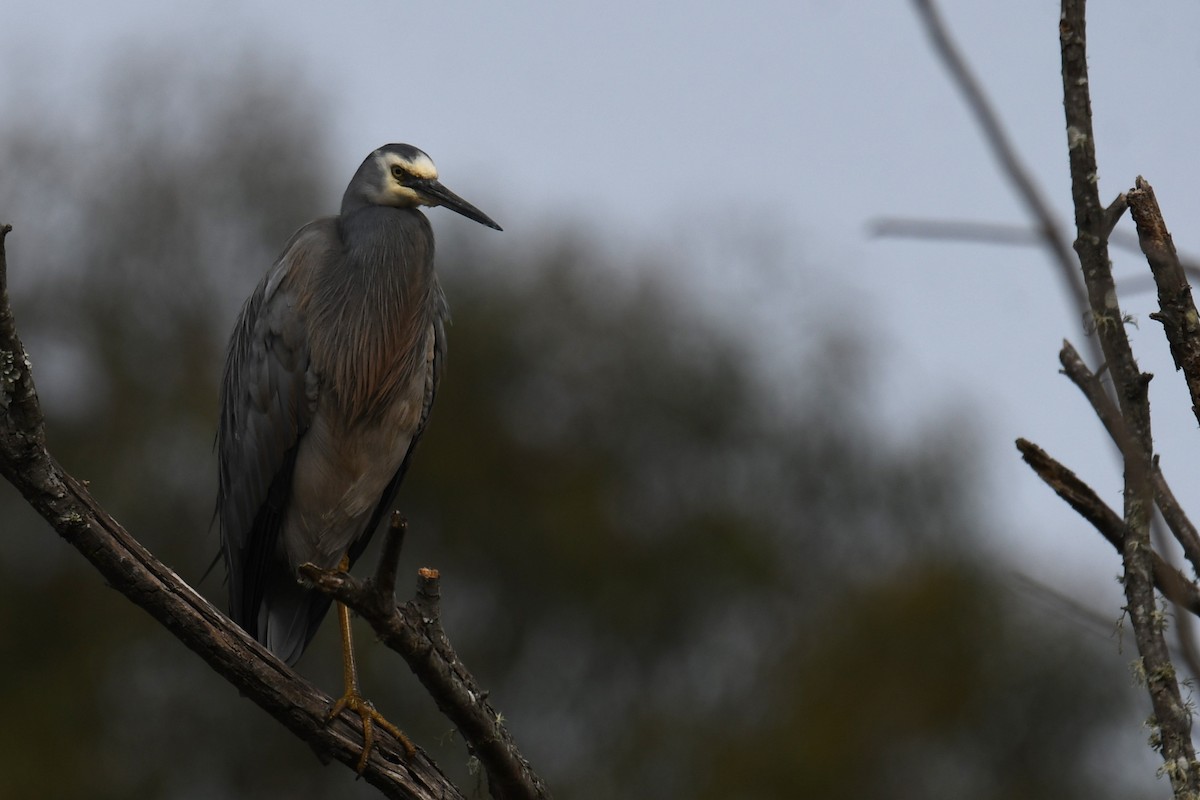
[6, 1, 1200, 616]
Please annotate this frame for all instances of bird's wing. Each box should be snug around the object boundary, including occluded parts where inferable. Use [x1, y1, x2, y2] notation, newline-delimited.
[217, 218, 336, 633]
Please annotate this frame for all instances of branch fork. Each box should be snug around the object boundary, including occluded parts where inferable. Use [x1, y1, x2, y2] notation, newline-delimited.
[300, 517, 550, 800]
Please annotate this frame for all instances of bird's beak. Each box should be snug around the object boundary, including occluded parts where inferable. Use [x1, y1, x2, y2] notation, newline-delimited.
[414, 179, 503, 231]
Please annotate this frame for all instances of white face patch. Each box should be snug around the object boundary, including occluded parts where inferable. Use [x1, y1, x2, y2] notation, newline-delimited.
[407, 152, 438, 180]
[376, 151, 439, 181]
[368, 149, 440, 208]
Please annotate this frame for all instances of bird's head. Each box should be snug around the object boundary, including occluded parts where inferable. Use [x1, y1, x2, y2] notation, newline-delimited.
[343, 143, 502, 230]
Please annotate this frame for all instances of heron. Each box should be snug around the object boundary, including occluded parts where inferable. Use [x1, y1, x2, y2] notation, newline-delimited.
[216, 143, 501, 769]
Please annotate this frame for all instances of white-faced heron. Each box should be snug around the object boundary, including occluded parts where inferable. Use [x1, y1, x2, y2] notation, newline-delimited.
[217, 143, 501, 766]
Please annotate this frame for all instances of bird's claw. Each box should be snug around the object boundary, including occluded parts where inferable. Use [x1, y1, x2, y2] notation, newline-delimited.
[327, 692, 415, 773]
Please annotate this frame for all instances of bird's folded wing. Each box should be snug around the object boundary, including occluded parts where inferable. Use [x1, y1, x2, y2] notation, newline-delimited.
[216, 218, 336, 630]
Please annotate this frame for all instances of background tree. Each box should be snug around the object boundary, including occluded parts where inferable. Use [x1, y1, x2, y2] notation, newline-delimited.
[889, 1, 1200, 795]
[0, 51, 1156, 798]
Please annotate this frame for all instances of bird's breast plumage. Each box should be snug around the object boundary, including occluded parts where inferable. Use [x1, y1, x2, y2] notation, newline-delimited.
[301, 206, 445, 426]
[271, 206, 447, 576]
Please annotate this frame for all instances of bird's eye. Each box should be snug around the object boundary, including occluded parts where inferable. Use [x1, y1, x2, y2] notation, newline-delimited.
[391, 165, 406, 180]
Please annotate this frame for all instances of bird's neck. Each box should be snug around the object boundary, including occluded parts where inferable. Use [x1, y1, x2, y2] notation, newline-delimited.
[307, 206, 443, 424]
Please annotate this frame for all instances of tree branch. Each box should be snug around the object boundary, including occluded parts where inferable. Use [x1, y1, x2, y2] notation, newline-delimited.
[1058, 339, 1200, 577]
[1127, 177, 1200, 429]
[909, 0, 1090, 322]
[869, 218, 1046, 247]
[1059, 2, 1200, 792]
[0, 225, 514, 800]
[908, 2, 1200, 788]
[1015, 438, 1200, 616]
[869, 217, 1200, 293]
[301, 529, 551, 800]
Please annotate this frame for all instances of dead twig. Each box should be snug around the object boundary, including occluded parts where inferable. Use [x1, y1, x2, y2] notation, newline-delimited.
[1058, 339, 1200, 577]
[1015, 439, 1200, 616]
[869, 217, 1200, 292]
[1128, 177, 1200, 428]
[908, 0, 1090, 321]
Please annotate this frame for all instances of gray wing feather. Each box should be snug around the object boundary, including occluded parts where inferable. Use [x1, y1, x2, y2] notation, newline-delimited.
[217, 219, 333, 638]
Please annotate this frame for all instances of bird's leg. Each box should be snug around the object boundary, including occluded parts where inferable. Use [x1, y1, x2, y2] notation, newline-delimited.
[326, 556, 415, 772]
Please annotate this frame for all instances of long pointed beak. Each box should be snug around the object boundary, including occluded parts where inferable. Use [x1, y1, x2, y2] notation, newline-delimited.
[414, 179, 502, 231]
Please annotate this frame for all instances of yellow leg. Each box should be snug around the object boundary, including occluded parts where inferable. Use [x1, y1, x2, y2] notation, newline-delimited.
[326, 556, 415, 772]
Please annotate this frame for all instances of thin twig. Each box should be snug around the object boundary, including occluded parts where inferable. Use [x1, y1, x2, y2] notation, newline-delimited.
[909, 0, 1089, 318]
[1127, 177, 1200, 428]
[1152, 467, 1200, 581]
[870, 217, 1200, 290]
[1015, 438, 1200, 616]
[1151, 519, 1200, 683]
[1173, 601, 1200, 686]
[373, 512, 409, 601]
[0, 224, 43, 446]
[869, 218, 1044, 247]
[1058, 339, 1200, 576]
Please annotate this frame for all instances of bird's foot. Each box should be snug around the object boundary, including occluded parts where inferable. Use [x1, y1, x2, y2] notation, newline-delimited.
[327, 691, 415, 773]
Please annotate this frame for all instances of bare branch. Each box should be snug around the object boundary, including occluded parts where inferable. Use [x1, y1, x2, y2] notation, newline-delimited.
[906, 2, 1200, 788]
[1153, 471, 1200, 580]
[301, 560, 551, 800]
[0, 225, 44, 454]
[0, 226, 474, 800]
[1058, 340, 1200, 577]
[870, 217, 1200, 292]
[1015, 438, 1200, 616]
[374, 512, 409, 602]
[1059, 2, 1200, 791]
[303, 510, 549, 799]
[1127, 173, 1200, 688]
[909, 0, 1088, 318]
[1172, 606, 1200, 687]
[1128, 177, 1200, 428]
[1151, 519, 1200, 685]
[869, 218, 1045, 247]
[1102, 193, 1130, 241]
[1059, 5, 1140, 409]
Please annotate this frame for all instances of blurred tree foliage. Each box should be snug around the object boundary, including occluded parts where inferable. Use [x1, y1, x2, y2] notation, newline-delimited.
[0, 55, 1153, 799]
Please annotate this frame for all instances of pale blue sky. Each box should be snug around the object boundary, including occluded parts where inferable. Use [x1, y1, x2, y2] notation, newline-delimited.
[7, 1, 1200, 615]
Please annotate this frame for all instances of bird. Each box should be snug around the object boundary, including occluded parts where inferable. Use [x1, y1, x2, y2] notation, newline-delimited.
[216, 143, 501, 768]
